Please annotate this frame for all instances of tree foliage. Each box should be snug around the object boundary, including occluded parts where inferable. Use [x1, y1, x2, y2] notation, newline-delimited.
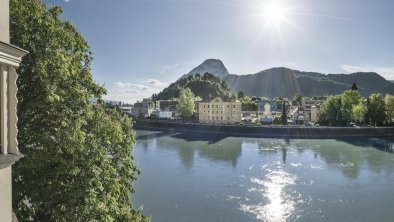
[352, 103, 366, 123]
[366, 93, 386, 126]
[10, 0, 147, 221]
[176, 88, 195, 119]
[340, 90, 364, 124]
[241, 97, 257, 111]
[351, 82, 358, 91]
[281, 99, 287, 125]
[385, 94, 394, 124]
[152, 72, 231, 101]
[293, 95, 302, 105]
[320, 95, 342, 126]
[320, 90, 365, 126]
[237, 91, 245, 100]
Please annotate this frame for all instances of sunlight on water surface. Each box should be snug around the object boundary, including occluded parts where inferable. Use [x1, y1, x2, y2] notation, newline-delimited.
[241, 163, 298, 222]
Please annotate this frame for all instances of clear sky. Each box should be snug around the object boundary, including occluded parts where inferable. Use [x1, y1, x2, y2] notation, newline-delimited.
[43, 0, 394, 103]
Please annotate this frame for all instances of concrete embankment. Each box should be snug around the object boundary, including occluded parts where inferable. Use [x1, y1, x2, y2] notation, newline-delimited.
[134, 121, 394, 138]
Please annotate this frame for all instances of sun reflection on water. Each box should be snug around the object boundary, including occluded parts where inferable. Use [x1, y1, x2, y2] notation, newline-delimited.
[241, 166, 298, 222]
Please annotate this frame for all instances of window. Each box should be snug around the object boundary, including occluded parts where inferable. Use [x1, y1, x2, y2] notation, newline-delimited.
[227, 105, 229, 108]
[217, 111, 218, 114]
[216, 105, 218, 108]
[221, 116, 223, 120]
[228, 117, 230, 120]
[233, 105, 235, 108]
[203, 105, 205, 108]
[208, 105, 210, 108]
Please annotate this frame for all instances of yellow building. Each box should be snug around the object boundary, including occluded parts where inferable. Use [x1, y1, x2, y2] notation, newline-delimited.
[198, 97, 241, 124]
[311, 105, 320, 123]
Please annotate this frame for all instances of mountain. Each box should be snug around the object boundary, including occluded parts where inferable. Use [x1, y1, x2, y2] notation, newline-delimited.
[181, 59, 230, 79]
[177, 59, 394, 98]
[224, 68, 301, 99]
[152, 73, 232, 101]
[224, 68, 394, 98]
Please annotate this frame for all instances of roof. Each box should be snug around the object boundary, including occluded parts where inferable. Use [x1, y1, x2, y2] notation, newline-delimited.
[199, 96, 238, 103]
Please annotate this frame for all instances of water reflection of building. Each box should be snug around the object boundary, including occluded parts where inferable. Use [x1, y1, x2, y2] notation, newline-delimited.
[146, 133, 243, 167]
[294, 139, 394, 179]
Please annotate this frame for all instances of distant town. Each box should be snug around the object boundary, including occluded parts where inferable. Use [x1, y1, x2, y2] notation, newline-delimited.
[96, 83, 394, 127]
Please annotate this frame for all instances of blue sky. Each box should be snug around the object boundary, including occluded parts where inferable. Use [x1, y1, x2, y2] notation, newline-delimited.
[44, 0, 394, 103]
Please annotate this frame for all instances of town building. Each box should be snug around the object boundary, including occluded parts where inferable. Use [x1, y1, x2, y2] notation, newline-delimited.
[119, 106, 133, 116]
[198, 97, 241, 124]
[156, 100, 177, 112]
[132, 98, 153, 118]
[156, 99, 178, 119]
[311, 105, 320, 123]
[257, 100, 278, 123]
[301, 96, 325, 121]
[290, 106, 309, 125]
[0, 1, 28, 221]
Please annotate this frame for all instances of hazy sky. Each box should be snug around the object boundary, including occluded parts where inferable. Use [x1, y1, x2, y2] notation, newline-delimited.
[44, 0, 394, 103]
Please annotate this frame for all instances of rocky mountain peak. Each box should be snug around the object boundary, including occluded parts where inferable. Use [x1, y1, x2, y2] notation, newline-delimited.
[186, 59, 230, 79]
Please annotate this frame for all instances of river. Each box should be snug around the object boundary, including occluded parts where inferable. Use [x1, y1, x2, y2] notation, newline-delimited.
[132, 130, 394, 222]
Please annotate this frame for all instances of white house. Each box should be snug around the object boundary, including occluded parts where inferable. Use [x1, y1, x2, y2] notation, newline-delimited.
[157, 110, 175, 119]
[120, 106, 133, 115]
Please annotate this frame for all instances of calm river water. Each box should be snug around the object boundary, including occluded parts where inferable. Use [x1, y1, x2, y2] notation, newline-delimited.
[132, 130, 394, 222]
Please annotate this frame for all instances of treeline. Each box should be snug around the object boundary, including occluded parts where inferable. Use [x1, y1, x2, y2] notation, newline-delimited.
[152, 72, 234, 101]
[319, 89, 394, 126]
[11, 1, 148, 221]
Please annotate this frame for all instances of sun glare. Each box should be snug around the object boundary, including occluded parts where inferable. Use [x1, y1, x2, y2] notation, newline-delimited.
[264, 1, 286, 24]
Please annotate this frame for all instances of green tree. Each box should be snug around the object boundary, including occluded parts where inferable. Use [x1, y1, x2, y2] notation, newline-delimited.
[351, 82, 358, 91]
[177, 88, 195, 119]
[340, 90, 363, 124]
[321, 90, 364, 125]
[385, 94, 394, 124]
[273, 116, 281, 125]
[293, 95, 302, 105]
[11, 1, 147, 221]
[281, 99, 287, 125]
[320, 95, 342, 125]
[237, 91, 245, 100]
[352, 103, 366, 123]
[366, 93, 387, 126]
[241, 100, 257, 111]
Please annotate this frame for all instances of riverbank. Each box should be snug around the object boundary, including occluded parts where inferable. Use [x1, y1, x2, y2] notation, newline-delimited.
[134, 120, 394, 138]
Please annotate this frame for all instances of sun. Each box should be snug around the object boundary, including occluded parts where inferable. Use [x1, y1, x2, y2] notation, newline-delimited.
[264, 1, 286, 23]
[263, 1, 288, 25]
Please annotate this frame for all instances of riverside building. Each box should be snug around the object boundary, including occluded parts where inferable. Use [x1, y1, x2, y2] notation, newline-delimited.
[198, 97, 241, 124]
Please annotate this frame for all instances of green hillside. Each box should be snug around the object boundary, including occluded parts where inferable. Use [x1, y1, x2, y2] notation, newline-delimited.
[151, 72, 233, 101]
[224, 67, 394, 98]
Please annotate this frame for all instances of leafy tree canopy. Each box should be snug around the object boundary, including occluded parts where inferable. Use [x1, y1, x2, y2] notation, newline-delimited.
[366, 93, 386, 126]
[152, 72, 232, 101]
[385, 94, 394, 124]
[11, 0, 147, 221]
[351, 82, 358, 91]
[176, 88, 196, 119]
